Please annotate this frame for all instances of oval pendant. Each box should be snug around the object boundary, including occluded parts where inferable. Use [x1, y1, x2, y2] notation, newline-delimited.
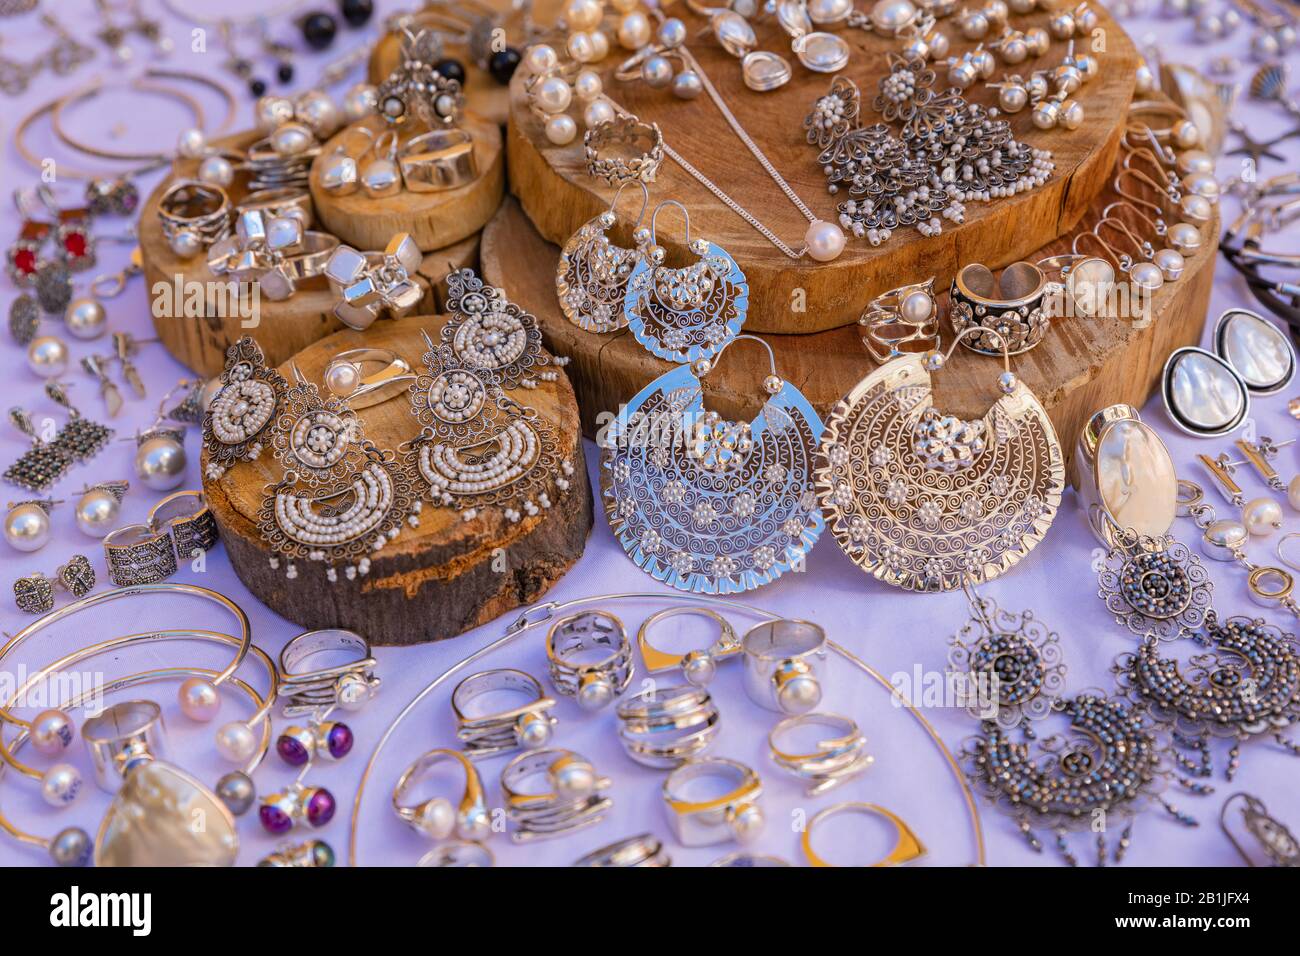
[601, 363, 825, 594]
[741, 50, 792, 91]
[1161, 346, 1250, 437]
[1213, 308, 1296, 395]
[96, 760, 239, 866]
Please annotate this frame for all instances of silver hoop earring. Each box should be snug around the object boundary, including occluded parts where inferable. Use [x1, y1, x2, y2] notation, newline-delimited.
[556, 180, 651, 334]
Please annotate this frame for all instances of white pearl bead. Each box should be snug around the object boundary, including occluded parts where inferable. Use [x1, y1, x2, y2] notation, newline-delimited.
[215, 721, 258, 762]
[419, 797, 456, 839]
[573, 69, 603, 102]
[31, 709, 74, 756]
[545, 114, 578, 145]
[179, 676, 221, 722]
[566, 30, 597, 63]
[27, 335, 69, 378]
[804, 219, 846, 262]
[5, 502, 50, 552]
[1289, 476, 1300, 512]
[617, 11, 652, 49]
[176, 127, 207, 158]
[41, 764, 82, 807]
[169, 229, 202, 258]
[63, 297, 107, 340]
[255, 95, 295, 132]
[565, 0, 604, 32]
[135, 434, 187, 491]
[198, 154, 234, 188]
[583, 99, 616, 129]
[1243, 497, 1283, 536]
[295, 90, 341, 138]
[325, 362, 361, 397]
[535, 75, 573, 113]
[524, 44, 558, 74]
[75, 488, 119, 537]
[342, 83, 378, 122]
[901, 289, 934, 322]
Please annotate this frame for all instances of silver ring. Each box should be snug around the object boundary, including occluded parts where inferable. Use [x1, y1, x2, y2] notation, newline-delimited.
[859, 277, 941, 363]
[741, 619, 827, 714]
[500, 748, 613, 843]
[323, 348, 415, 409]
[277, 628, 380, 716]
[616, 684, 720, 768]
[103, 523, 177, 586]
[573, 833, 671, 867]
[545, 610, 634, 711]
[662, 757, 764, 847]
[768, 712, 874, 795]
[451, 669, 557, 759]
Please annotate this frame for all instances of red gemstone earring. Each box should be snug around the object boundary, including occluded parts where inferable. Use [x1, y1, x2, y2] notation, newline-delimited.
[54, 212, 95, 272]
[5, 218, 52, 286]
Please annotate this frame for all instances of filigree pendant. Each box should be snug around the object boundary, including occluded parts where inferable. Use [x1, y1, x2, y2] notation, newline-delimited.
[601, 360, 824, 593]
[815, 352, 1064, 591]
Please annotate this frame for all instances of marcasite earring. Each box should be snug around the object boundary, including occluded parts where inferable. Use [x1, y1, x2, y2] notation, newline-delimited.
[815, 327, 1064, 591]
[556, 180, 651, 333]
[13, 554, 96, 614]
[602, 334, 825, 593]
[623, 200, 749, 365]
[4, 407, 72, 492]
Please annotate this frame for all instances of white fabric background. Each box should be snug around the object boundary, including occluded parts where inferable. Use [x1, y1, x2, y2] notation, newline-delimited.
[0, 0, 1296, 867]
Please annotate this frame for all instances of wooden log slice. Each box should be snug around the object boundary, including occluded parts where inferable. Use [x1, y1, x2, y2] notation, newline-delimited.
[141, 130, 479, 377]
[480, 192, 1219, 476]
[203, 313, 592, 646]
[308, 113, 504, 253]
[506, 4, 1137, 334]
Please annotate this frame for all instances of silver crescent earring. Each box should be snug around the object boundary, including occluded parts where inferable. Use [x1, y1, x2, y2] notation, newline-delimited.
[556, 179, 651, 334]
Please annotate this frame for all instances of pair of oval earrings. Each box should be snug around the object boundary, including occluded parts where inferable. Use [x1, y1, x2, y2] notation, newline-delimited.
[556, 184, 749, 365]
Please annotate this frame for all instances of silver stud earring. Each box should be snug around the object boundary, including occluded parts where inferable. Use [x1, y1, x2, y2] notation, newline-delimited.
[13, 553, 96, 614]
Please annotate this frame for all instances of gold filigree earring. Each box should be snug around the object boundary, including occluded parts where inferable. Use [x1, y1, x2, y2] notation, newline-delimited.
[815, 327, 1064, 591]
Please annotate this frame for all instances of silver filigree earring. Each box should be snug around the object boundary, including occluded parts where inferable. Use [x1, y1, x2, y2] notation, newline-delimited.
[406, 269, 572, 522]
[601, 334, 824, 593]
[622, 200, 749, 364]
[556, 180, 651, 334]
[202, 336, 289, 480]
[256, 364, 418, 582]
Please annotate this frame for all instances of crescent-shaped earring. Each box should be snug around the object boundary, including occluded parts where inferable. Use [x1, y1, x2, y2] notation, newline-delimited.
[202, 336, 289, 480]
[815, 326, 1064, 591]
[623, 199, 749, 364]
[256, 363, 418, 583]
[556, 180, 652, 334]
[601, 333, 824, 593]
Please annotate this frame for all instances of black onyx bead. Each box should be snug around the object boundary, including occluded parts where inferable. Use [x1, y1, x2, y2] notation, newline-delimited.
[434, 58, 466, 86]
[340, 0, 374, 28]
[301, 11, 337, 50]
[250, 78, 268, 97]
[489, 48, 521, 85]
[278, 62, 294, 83]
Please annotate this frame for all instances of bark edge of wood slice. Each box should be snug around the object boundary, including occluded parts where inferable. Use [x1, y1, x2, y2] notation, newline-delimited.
[202, 312, 593, 646]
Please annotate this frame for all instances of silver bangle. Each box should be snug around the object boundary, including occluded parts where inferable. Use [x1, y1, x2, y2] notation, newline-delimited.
[662, 757, 764, 847]
[545, 610, 634, 711]
[573, 833, 671, 867]
[452, 669, 557, 759]
[741, 619, 827, 715]
[277, 628, 380, 716]
[616, 684, 720, 769]
[500, 748, 613, 843]
[768, 712, 875, 796]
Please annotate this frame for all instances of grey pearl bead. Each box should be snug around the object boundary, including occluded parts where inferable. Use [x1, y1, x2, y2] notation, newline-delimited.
[216, 770, 256, 816]
[50, 826, 91, 866]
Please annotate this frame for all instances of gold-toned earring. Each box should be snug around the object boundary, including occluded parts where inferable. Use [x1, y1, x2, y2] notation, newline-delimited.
[815, 326, 1064, 591]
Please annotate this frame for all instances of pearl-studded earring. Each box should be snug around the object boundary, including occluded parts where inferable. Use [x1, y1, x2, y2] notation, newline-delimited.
[5, 497, 59, 552]
[74, 480, 129, 538]
[131, 425, 188, 491]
